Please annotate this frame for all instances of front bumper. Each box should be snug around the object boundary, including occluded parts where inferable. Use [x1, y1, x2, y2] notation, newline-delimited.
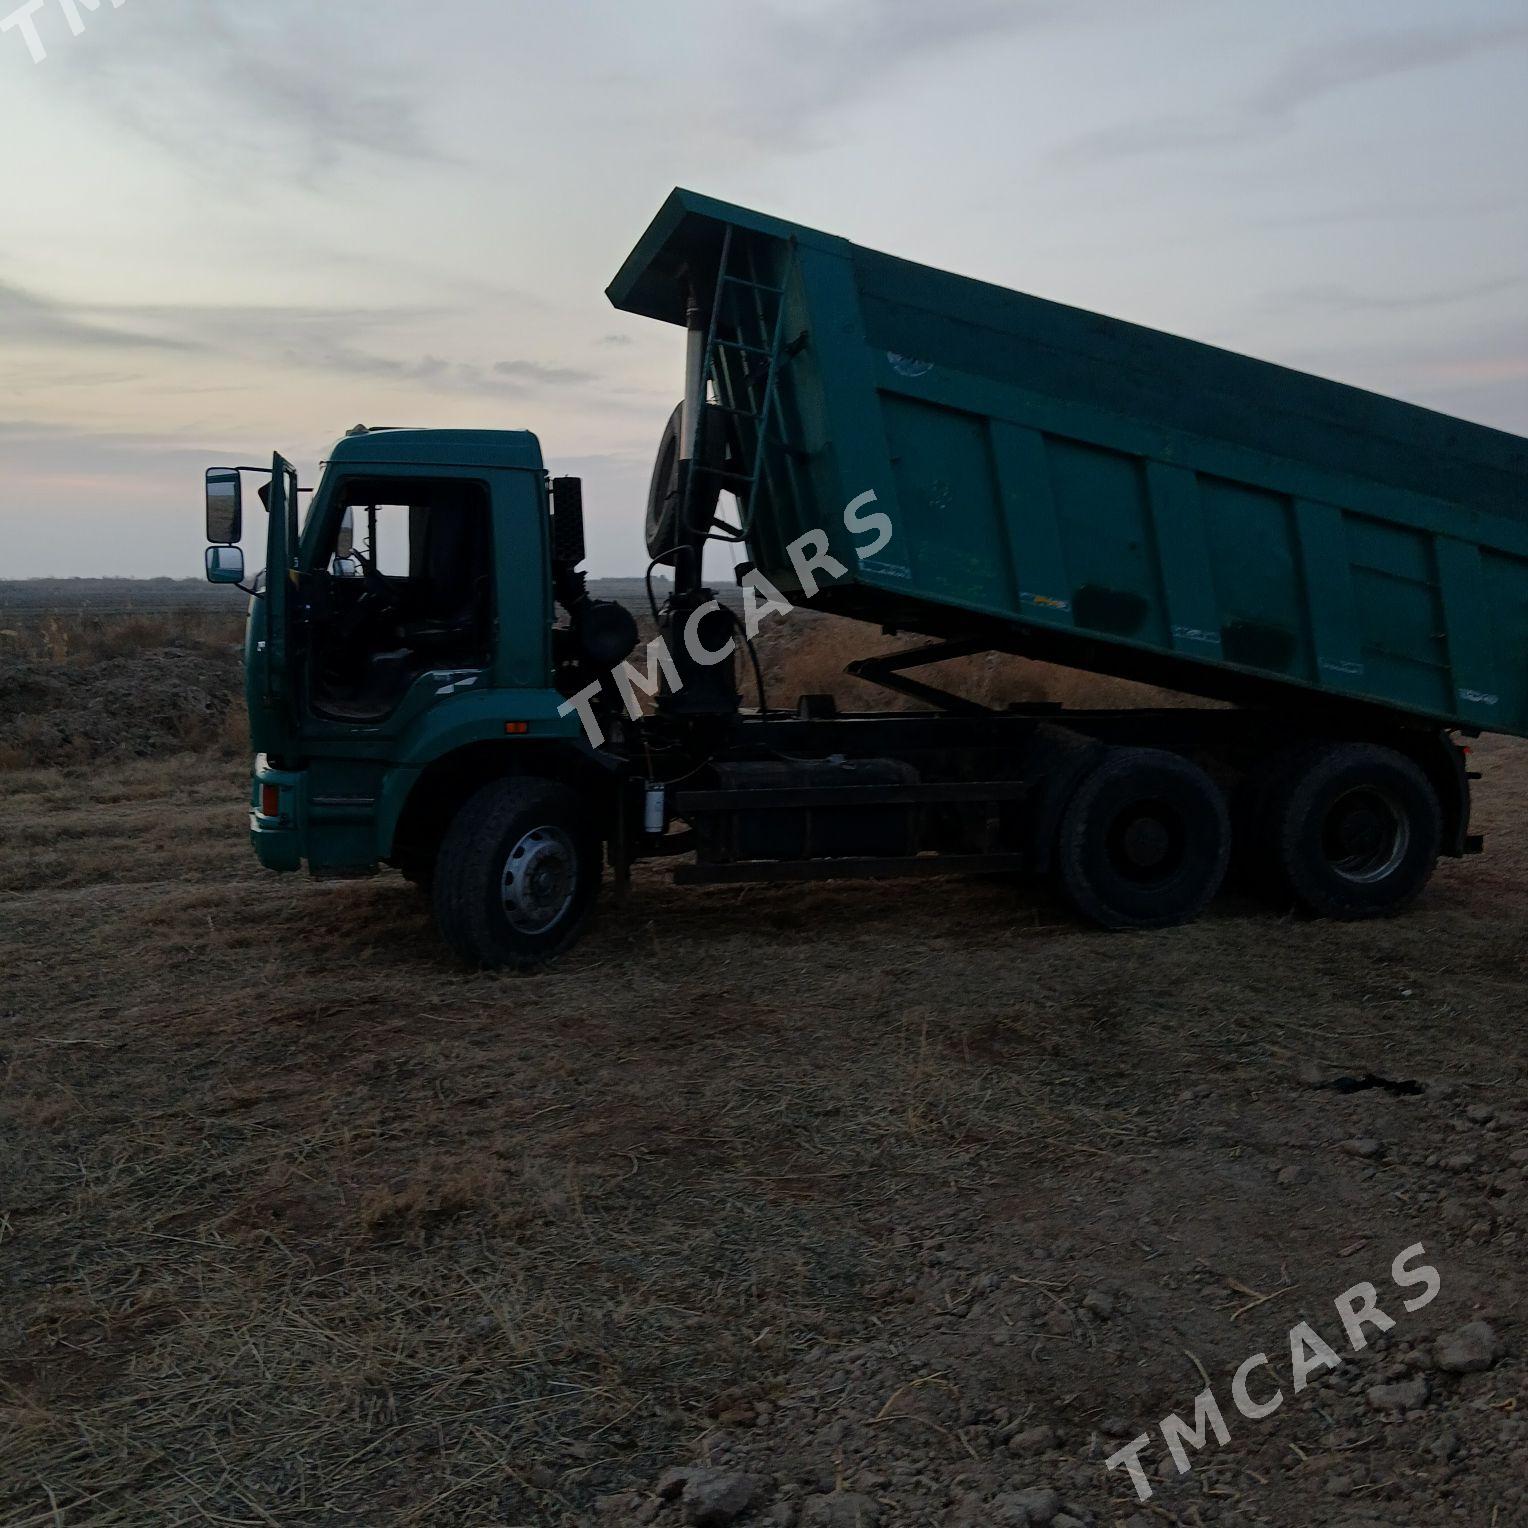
[249, 755, 304, 872]
[249, 754, 394, 875]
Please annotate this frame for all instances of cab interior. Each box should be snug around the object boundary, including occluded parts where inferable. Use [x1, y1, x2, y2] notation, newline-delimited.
[304, 476, 494, 721]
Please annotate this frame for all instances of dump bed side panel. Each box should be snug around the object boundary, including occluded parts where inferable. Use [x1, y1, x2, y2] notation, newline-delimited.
[851, 246, 1528, 524]
[835, 338, 1528, 735]
[784, 242, 1528, 736]
[608, 191, 1528, 738]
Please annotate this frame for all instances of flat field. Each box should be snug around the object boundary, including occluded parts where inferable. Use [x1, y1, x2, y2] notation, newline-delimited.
[1, 613, 1524, 1527]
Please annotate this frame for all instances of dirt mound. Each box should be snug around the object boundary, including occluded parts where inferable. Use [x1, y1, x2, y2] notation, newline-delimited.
[757, 613, 1207, 714]
[0, 644, 244, 768]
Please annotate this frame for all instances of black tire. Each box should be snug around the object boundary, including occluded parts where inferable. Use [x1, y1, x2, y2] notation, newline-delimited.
[645, 402, 685, 564]
[431, 777, 601, 969]
[1057, 747, 1230, 930]
[644, 401, 730, 565]
[1267, 742, 1440, 919]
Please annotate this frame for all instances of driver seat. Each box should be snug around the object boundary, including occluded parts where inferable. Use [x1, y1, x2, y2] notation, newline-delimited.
[393, 504, 490, 660]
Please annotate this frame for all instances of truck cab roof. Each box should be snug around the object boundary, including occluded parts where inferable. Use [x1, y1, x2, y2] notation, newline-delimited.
[324, 427, 544, 474]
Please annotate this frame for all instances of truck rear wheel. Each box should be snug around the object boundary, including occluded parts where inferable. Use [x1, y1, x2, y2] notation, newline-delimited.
[1057, 747, 1230, 930]
[432, 778, 600, 969]
[1267, 742, 1440, 918]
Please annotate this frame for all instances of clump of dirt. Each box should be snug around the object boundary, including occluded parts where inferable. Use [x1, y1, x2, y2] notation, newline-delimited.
[0, 644, 245, 768]
[600, 1067, 1527, 1528]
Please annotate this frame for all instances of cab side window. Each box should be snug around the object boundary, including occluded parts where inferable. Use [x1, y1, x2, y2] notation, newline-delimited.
[308, 476, 494, 721]
[362, 504, 414, 578]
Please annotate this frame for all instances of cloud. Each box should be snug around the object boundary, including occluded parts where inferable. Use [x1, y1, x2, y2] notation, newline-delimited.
[0, 419, 236, 455]
[1054, 22, 1528, 165]
[0, 277, 609, 402]
[0, 362, 145, 391]
[1260, 316, 1528, 435]
[599, 0, 1074, 155]
[1262, 275, 1527, 317]
[281, 344, 603, 398]
[0, 279, 195, 351]
[295, 346, 457, 384]
[0, 283, 464, 367]
[0, 280, 574, 401]
[754, 0, 1060, 140]
[492, 359, 595, 385]
[55, 0, 442, 184]
[1252, 195, 1514, 230]
[1244, 23, 1528, 118]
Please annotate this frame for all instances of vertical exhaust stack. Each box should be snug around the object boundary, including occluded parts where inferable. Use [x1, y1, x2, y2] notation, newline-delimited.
[670, 287, 710, 600]
[680, 291, 706, 465]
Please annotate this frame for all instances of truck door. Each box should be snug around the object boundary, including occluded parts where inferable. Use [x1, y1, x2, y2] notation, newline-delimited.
[299, 474, 497, 724]
[253, 454, 299, 738]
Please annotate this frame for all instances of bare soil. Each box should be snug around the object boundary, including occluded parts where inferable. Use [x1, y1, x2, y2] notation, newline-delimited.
[1, 617, 1524, 1527]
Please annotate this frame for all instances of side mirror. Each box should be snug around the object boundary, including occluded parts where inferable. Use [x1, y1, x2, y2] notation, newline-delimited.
[335, 508, 355, 558]
[206, 469, 243, 545]
[205, 545, 246, 585]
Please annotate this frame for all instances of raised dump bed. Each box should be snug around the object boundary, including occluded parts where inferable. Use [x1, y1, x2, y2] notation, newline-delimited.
[609, 190, 1528, 738]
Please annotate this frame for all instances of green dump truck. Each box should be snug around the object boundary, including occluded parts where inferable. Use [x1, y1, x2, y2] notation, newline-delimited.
[204, 189, 1526, 967]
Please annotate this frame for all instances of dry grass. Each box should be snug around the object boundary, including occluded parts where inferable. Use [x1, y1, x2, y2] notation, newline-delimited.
[3, 738, 1526, 1523]
[0, 612, 248, 770]
[2, 615, 1525, 1525]
[0, 610, 245, 666]
[756, 613, 1200, 714]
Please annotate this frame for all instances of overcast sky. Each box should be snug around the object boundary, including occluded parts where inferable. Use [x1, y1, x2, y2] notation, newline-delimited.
[1, 0, 1524, 579]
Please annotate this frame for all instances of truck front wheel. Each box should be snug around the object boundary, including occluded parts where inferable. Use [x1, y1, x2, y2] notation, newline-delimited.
[1057, 748, 1230, 930]
[432, 778, 601, 969]
[1267, 743, 1440, 919]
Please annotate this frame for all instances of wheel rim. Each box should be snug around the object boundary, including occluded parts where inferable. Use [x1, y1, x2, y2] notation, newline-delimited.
[500, 826, 578, 933]
[1105, 800, 1187, 887]
[1322, 786, 1410, 884]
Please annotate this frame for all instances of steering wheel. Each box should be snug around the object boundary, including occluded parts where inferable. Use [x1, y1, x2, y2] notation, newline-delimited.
[347, 546, 388, 600]
[330, 546, 402, 645]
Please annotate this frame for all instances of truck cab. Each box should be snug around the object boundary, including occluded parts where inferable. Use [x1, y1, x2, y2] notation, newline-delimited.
[204, 428, 627, 956]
